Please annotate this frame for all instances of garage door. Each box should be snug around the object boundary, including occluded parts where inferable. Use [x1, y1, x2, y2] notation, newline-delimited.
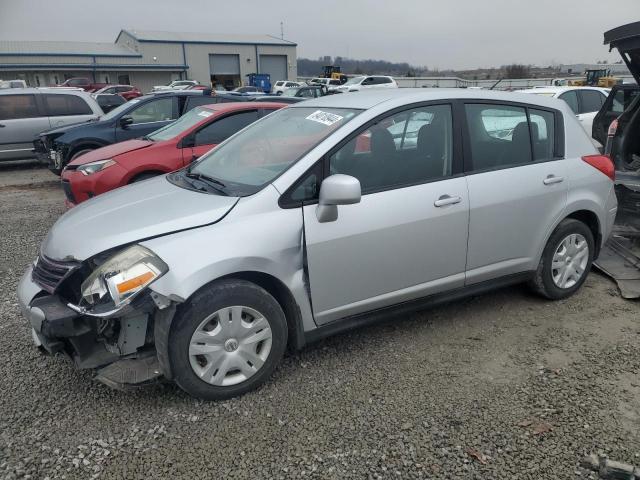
[259, 55, 287, 82]
[209, 54, 240, 75]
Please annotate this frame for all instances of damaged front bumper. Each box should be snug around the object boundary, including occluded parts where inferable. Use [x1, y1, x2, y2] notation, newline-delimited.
[17, 265, 175, 388]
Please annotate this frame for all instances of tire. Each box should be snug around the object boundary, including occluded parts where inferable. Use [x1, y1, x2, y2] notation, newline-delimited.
[530, 219, 595, 300]
[168, 280, 288, 400]
[130, 172, 160, 183]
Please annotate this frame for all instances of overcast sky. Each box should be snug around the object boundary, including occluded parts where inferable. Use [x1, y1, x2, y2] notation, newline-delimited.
[0, 0, 636, 69]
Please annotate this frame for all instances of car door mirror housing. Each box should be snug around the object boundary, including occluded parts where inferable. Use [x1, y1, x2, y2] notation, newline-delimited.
[120, 116, 133, 128]
[316, 174, 361, 223]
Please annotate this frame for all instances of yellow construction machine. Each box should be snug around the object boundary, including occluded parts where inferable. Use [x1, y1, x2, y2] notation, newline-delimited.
[569, 68, 621, 87]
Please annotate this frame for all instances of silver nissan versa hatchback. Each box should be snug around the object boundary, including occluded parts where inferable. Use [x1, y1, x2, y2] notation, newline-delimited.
[18, 89, 618, 400]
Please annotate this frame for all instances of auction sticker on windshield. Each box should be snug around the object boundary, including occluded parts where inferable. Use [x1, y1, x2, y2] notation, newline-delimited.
[198, 110, 213, 118]
[306, 110, 344, 126]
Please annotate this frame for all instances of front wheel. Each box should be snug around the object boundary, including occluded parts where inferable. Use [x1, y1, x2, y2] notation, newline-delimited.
[530, 219, 595, 300]
[168, 280, 288, 400]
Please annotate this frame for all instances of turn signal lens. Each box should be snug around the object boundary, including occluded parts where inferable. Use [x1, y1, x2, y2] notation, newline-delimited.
[582, 155, 615, 182]
[116, 271, 155, 294]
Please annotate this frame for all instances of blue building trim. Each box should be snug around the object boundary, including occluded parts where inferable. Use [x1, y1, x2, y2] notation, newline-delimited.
[0, 63, 189, 70]
[0, 51, 142, 58]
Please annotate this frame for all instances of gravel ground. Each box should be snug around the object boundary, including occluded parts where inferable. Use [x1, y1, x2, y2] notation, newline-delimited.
[0, 166, 639, 480]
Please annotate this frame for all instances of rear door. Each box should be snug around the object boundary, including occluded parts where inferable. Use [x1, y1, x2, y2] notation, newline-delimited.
[182, 109, 260, 164]
[0, 93, 49, 161]
[42, 93, 97, 128]
[463, 102, 568, 284]
[115, 96, 178, 142]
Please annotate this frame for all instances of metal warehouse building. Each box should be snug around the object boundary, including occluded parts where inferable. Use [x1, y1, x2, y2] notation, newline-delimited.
[0, 29, 298, 93]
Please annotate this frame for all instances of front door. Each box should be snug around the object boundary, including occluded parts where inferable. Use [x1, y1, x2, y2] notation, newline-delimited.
[462, 102, 568, 284]
[115, 96, 178, 142]
[302, 103, 469, 324]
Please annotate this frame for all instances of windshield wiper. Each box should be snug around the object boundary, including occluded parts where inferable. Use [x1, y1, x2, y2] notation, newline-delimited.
[184, 171, 228, 194]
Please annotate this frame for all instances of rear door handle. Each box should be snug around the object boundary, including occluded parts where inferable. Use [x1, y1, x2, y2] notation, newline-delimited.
[434, 194, 462, 207]
[543, 175, 564, 185]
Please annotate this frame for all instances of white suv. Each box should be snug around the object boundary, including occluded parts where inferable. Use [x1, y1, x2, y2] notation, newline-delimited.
[272, 81, 303, 95]
[337, 75, 398, 93]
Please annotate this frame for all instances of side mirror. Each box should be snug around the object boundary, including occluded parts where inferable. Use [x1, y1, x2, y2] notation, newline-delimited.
[316, 174, 361, 223]
[119, 116, 133, 128]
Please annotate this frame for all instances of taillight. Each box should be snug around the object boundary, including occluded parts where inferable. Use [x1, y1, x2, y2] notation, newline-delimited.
[582, 154, 615, 181]
[607, 118, 618, 137]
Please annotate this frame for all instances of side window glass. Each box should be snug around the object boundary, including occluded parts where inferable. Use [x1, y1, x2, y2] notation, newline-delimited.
[330, 104, 452, 193]
[0, 95, 39, 120]
[45, 94, 93, 116]
[128, 97, 176, 124]
[580, 90, 605, 113]
[529, 109, 555, 161]
[559, 91, 579, 114]
[465, 104, 531, 171]
[194, 110, 259, 146]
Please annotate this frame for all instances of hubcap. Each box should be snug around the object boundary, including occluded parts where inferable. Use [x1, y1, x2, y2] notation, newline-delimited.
[551, 233, 589, 289]
[188, 306, 272, 387]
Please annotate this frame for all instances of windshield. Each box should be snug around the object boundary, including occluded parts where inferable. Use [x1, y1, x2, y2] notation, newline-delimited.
[147, 106, 213, 142]
[188, 107, 361, 195]
[100, 98, 141, 121]
[344, 76, 365, 86]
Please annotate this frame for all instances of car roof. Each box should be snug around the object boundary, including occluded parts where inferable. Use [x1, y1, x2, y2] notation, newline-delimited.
[0, 87, 90, 96]
[518, 86, 609, 95]
[199, 101, 287, 113]
[290, 88, 571, 110]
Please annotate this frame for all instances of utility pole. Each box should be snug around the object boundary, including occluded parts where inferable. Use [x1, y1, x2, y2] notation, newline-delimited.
[280, 21, 284, 39]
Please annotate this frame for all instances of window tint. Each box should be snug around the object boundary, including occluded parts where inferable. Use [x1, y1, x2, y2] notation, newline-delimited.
[529, 109, 555, 161]
[330, 104, 453, 193]
[612, 89, 640, 113]
[194, 110, 259, 145]
[465, 104, 531, 170]
[579, 90, 605, 113]
[128, 97, 176, 124]
[559, 91, 579, 114]
[185, 96, 217, 110]
[116, 86, 131, 93]
[44, 94, 93, 116]
[0, 94, 39, 120]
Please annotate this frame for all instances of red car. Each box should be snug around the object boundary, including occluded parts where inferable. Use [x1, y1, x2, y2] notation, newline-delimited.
[61, 102, 285, 206]
[92, 84, 143, 100]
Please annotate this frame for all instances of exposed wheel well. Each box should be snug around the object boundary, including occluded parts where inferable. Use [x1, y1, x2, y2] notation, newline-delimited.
[218, 271, 304, 351]
[565, 210, 602, 258]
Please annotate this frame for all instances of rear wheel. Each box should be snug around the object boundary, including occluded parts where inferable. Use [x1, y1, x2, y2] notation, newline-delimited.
[168, 280, 287, 400]
[530, 219, 594, 300]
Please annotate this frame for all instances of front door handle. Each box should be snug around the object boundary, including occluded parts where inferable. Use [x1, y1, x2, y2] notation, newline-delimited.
[543, 175, 564, 185]
[434, 194, 462, 207]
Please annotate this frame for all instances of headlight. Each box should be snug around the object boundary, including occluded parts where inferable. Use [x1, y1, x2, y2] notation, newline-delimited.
[80, 245, 168, 309]
[77, 159, 116, 176]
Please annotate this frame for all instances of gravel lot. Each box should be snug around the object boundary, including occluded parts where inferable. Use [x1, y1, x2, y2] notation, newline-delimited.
[1, 165, 639, 480]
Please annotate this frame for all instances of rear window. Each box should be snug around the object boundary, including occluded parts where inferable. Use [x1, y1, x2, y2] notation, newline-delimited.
[0, 94, 40, 120]
[44, 94, 93, 116]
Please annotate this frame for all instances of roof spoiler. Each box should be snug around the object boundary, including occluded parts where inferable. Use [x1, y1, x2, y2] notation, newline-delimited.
[604, 21, 640, 50]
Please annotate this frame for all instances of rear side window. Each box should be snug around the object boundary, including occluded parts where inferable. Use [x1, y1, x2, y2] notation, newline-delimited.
[43, 94, 93, 116]
[194, 110, 259, 146]
[529, 109, 555, 161]
[559, 91, 579, 114]
[579, 90, 605, 113]
[185, 96, 218, 110]
[0, 94, 39, 120]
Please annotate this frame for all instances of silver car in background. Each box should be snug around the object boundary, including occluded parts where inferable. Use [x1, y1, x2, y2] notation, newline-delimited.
[17, 89, 617, 399]
[0, 88, 102, 161]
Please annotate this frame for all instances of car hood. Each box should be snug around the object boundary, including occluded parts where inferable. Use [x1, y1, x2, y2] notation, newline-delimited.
[605, 21, 640, 84]
[42, 175, 239, 261]
[67, 139, 153, 166]
[40, 117, 106, 138]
